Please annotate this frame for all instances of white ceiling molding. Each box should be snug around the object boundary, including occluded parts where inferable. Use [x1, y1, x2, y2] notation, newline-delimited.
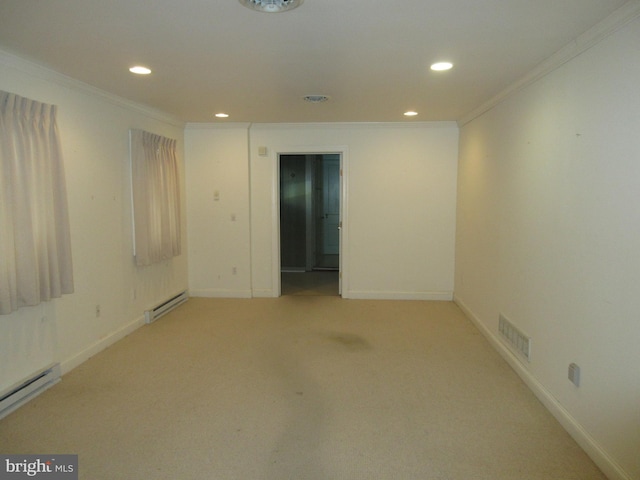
[246, 121, 458, 131]
[0, 49, 185, 128]
[458, 0, 640, 127]
[185, 122, 252, 130]
[0, 1, 632, 124]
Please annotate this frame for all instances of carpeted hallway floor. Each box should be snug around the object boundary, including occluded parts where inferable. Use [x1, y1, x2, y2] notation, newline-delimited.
[281, 271, 339, 296]
[0, 297, 606, 479]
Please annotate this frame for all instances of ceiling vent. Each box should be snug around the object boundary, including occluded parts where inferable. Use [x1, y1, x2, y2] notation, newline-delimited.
[238, 0, 303, 13]
[303, 95, 329, 103]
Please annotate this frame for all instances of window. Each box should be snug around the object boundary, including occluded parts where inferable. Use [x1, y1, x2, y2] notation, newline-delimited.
[130, 129, 181, 266]
[0, 91, 74, 314]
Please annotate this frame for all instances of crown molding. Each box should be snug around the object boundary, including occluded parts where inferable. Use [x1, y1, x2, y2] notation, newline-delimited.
[458, 0, 640, 127]
[0, 48, 184, 128]
[185, 122, 252, 130]
[185, 121, 457, 131]
[247, 121, 458, 130]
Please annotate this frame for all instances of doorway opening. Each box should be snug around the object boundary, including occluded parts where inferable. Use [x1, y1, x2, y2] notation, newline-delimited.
[279, 153, 341, 296]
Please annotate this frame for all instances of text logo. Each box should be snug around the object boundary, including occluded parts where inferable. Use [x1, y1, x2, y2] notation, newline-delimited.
[0, 455, 77, 480]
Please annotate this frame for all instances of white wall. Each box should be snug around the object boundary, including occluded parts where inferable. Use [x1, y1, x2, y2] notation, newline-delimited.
[455, 17, 640, 480]
[185, 125, 252, 297]
[185, 122, 459, 300]
[0, 52, 188, 393]
[251, 123, 459, 299]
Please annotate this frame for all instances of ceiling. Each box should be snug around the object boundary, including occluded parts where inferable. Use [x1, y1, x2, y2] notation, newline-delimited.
[0, 0, 630, 123]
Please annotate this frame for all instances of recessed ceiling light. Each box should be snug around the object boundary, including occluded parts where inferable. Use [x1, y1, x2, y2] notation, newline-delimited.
[214, 113, 229, 118]
[129, 66, 152, 75]
[404, 111, 418, 117]
[238, 0, 303, 13]
[303, 95, 329, 103]
[430, 62, 453, 71]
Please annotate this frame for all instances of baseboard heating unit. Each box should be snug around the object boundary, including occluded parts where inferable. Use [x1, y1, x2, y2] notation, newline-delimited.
[145, 290, 188, 324]
[0, 363, 61, 420]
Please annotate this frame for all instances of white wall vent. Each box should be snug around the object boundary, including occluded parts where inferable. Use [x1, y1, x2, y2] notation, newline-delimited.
[498, 314, 531, 362]
[145, 290, 188, 324]
[0, 364, 61, 420]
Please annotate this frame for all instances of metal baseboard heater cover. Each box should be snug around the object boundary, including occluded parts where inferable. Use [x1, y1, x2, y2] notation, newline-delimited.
[145, 290, 188, 324]
[0, 363, 61, 420]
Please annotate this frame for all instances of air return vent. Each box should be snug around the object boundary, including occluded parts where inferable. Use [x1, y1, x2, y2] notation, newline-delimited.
[498, 314, 531, 362]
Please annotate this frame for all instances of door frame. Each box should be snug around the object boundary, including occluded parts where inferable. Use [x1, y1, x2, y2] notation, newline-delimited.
[272, 145, 349, 297]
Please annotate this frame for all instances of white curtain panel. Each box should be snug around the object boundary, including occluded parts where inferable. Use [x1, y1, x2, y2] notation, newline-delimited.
[130, 129, 181, 267]
[0, 91, 74, 315]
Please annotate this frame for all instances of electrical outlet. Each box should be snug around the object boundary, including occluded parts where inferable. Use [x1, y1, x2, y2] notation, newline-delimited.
[568, 363, 580, 386]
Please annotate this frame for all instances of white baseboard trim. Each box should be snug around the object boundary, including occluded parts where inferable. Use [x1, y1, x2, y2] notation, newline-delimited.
[251, 289, 277, 298]
[59, 315, 146, 375]
[190, 288, 252, 298]
[346, 290, 453, 301]
[453, 295, 632, 480]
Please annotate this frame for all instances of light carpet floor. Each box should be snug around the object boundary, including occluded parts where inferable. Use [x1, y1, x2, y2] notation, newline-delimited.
[0, 297, 607, 479]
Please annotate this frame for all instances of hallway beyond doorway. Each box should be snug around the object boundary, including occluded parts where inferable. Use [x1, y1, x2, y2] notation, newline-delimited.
[281, 271, 339, 296]
[279, 154, 340, 273]
[313, 254, 338, 270]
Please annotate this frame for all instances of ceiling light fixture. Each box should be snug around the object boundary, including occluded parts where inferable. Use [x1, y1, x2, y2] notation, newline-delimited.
[404, 111, 418, 117]
[129, 66, 152, 75]
[238, 0, 303, 13]
[215, 113, 229, 118]
[430, 62, 453, 71]
[303, 95, 329, 103]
